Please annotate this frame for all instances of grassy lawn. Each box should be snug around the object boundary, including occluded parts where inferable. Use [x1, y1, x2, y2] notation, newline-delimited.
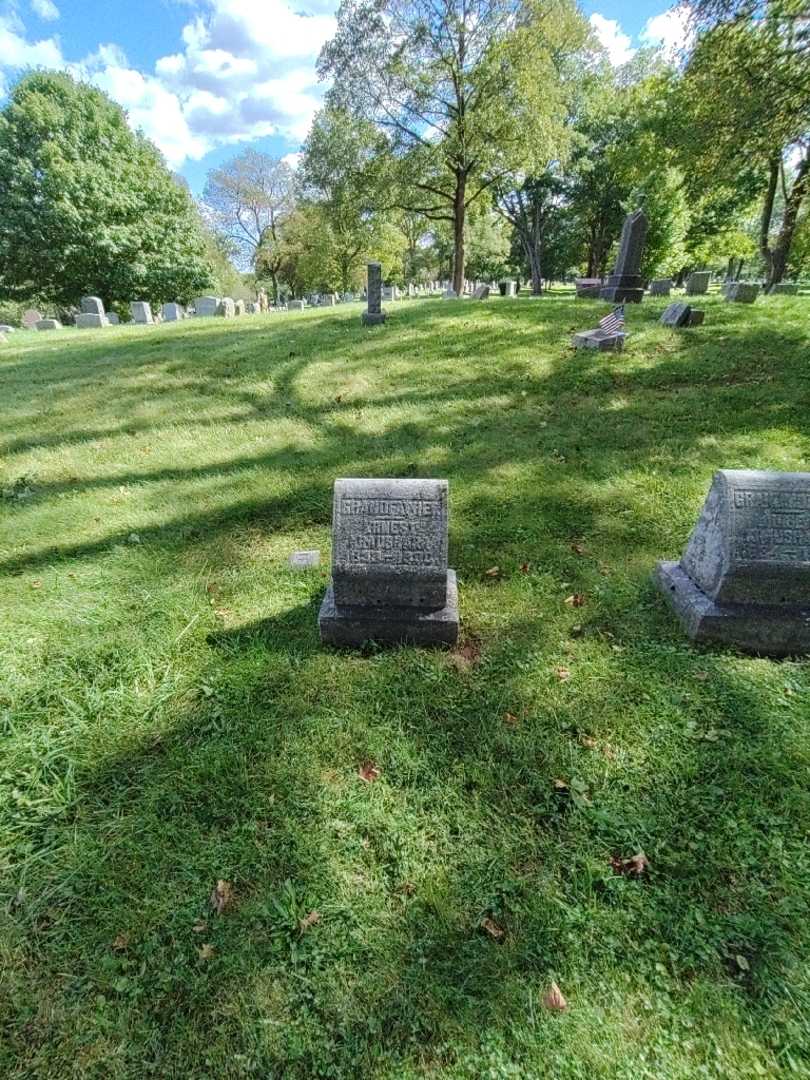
[1, 292, 810, 1078]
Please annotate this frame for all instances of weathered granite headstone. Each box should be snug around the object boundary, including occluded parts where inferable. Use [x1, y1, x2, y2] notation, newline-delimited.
[107, 312, 120, 325]
[75, 313, 107, 329]
[600, 209, 648, 303]
[362, 262, 386, 326]
[442, 289, 458, 299]
[81, 296, 106, 317]
[234, 300, 246, 316]
[575, 278, 602, 299]
[217, 298, 235, 317]
[130, 301, 153, 324]
[162, 302, 184, 321]
[685, 271, 710, 296]
[655, 469, 810, 655]
[195, 296, 220, 317]
[289, 300, 305, 312]
[770, 282, 799, 296]
[573, 328, 625, 352]
[472, 285, 490, 300]
[23, 309, 43, 329]
[649, 279, 672, 296]
[36, 319, 62, 331]
[660, 302, 692, 328]
[724, 282, 759, 303]
[499, 280, 516, 297]
[258, 288, 269, 313]
[289, 550, 321, 570]
[319, 478, 459, 647]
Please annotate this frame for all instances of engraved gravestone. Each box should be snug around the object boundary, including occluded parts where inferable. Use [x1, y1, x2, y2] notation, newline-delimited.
[655, 469, 810, 655]
[724, 282, 759, 303]
[130, 301, 153, 324]
[362, 262, 386, 325]
[195, 296, 219, 317]
[81, 296, 106, 317]
[660, 302, 692, 327]
[600, 209, 648, 303]
[649, 279, 672, 296]
[685, 271, 710, 296]
[319, 478, 459, 646]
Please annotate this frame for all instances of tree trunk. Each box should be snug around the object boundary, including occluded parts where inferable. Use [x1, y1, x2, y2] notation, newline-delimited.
[768, 153, 809, 288]
[452, 170, 467, 294]
[759, 155, 780, 284]
[270, 271, 279, 304]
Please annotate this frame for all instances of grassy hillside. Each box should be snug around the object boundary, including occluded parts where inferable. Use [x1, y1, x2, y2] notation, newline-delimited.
[1, 293, 810, 1078]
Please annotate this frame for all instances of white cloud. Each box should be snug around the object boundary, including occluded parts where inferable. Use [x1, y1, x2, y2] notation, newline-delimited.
[590, 13, 636, 67]
[639, 7, 694, 60]
[2, 0, 337, 167]
[282, 151, 303, 169]
[31, 0, 60, 21]
[0, 14, 63, 69]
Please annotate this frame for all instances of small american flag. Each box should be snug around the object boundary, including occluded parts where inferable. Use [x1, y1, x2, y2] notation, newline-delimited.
[599, 305, 625, 334]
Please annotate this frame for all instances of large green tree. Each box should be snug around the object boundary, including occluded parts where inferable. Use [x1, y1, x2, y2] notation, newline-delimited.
[0, 72, 212, 309]
[676, 15, 809, 286]
[299, 107, 395, 293]
[319, 0, 585, 294]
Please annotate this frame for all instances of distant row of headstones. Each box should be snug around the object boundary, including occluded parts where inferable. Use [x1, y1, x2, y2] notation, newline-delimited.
[305, 469, 810, 657]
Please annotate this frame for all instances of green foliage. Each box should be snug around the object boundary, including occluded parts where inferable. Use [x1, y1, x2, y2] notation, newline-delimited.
[300, 107, 398, 292]
[0, 72, 213, 309]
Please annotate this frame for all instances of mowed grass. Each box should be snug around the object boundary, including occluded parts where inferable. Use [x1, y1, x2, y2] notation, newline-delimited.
[1, 292, 810, 1079]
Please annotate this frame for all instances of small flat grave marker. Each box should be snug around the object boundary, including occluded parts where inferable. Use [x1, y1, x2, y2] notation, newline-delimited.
[289, 550, 321, 570]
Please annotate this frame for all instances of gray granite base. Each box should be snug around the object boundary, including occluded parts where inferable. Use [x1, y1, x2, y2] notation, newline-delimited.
[655, 561, 810, 657]
[361, 311, 386, 326]
[599, 286, 644, 303]
[319, 570, 459, 647]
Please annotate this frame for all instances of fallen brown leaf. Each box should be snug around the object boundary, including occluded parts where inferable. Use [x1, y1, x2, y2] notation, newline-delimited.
[197, 943, 215, 961]
[30, 580, 42, 590]
[112, 933, 130, 951]
[449, 637, 482, 672]
[571, 541, 587, 556]
[611, 852, 650, 877]
[554, 665, 571, 682]
[519, 562, 530, 573]
[484, 566, 500, 577]
[579, 735, 598, 750]
[503, 711, 519, 727]
[480, 917, 505, 941]
[565, 594, 585, 608]
[192, 919, 208, 934]
[553, 778, 569, 792]
[209, 879, 234, 915]
[543, 981, 568, 1011]
[299, 911, 320, 932]
[358, 762, 381, 783]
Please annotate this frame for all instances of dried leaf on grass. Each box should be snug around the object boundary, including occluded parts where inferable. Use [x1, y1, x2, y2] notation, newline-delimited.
[480, 917, 505, 941]
[565, 593, 585, 608]
[543, 981, 568, 1011]
[611, 852, 650, 877]
[299, 911, 320, 933]
[209, 879, 234, 915]
[197, 943, 215, 961]
[449, 637, 482, 673]
[358, 762, 381, 783]
[554, 665, 571, 682]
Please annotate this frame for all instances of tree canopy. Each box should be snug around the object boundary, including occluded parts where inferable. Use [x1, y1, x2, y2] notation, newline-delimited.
[0, 72, 213, 309]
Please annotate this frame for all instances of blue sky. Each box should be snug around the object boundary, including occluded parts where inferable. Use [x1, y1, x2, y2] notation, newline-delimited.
[0, 0, 691, 193]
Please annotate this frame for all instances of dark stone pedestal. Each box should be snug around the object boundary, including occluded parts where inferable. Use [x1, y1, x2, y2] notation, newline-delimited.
[600, 276, 644, 303]
[655, 561, 810, 657]
[361, 311, 386, 326]
[320, 570, 459, 647]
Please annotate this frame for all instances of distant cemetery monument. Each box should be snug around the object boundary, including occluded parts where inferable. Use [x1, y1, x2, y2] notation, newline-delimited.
[685, 271, 711, 296]
[723, 282, 759, 303]
[130, 301, 153, 324]
[600, 209, 648, 303]
[655, 469, 810, 656]
[362, 262, 386, 326]
[319, 478, 459, 647]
